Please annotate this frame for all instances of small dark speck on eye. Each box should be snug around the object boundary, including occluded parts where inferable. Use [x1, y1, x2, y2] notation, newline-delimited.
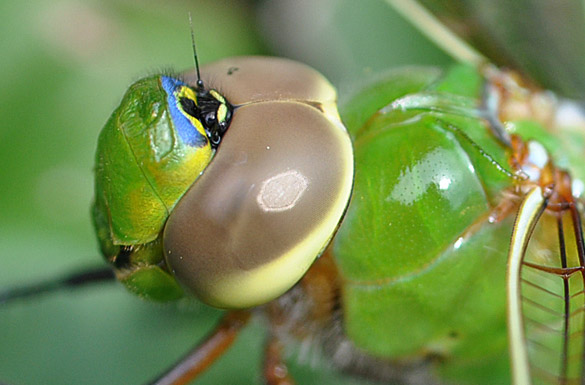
[227, 67, 239, 75]
[449, 331, 459, 338]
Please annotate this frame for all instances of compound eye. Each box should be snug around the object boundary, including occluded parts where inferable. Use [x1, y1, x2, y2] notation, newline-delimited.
[163, 102, 354, 309]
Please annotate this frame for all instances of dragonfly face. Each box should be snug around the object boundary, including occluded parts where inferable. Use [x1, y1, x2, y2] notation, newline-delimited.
[94, 56, 353, 309]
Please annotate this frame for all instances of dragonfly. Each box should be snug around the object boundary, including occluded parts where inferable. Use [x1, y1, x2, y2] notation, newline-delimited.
[2, 1, 585, 384]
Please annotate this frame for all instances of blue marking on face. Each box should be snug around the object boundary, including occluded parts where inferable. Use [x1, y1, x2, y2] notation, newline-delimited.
[161, 76, 207, 147]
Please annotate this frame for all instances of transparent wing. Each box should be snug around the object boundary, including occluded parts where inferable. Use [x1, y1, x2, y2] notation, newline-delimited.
[387, 0, 585, 100]
[508, 186, 585, 384]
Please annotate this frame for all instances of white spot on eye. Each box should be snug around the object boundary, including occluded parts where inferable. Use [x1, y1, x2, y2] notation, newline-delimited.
[257, 170, 309, 212]
[453, 237, 464, 250]
[266, 146, 270, 150]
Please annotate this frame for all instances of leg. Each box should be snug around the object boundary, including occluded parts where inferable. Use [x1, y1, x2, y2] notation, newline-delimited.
[262, 250, 340, 385]
[148, 310, 251, 385]
[0, 266, 115, 305]
[263, 336, 295, 385]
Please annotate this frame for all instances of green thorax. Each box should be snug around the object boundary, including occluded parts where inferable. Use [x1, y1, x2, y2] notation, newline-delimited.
[333, 64, 572, 384]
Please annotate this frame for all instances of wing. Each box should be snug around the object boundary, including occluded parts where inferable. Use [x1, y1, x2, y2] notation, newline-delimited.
[387, 0, 585, 100]
[508, 186, 585, 384]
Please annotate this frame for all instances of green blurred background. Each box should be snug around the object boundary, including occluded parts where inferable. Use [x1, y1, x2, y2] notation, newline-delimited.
[0, 1, 451, 384]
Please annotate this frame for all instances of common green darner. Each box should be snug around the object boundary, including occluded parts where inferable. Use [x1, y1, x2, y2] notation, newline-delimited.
[1, 0, 584, 384]
[0, 2, 443, 385]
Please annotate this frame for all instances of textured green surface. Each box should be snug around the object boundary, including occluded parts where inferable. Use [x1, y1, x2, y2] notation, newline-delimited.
[94, 75, 213, 245]
[340, 67, 442, 134]
[92, 74, 213, 299]
[0, 1, 450, 385]
[339, 116, 495, 280]
[94, 77, 169, 244]
[121, 265, 184, 301]
[334, 67, 517, 384]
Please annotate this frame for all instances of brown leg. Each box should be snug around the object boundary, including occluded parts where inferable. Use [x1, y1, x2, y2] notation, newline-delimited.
[262, 250, 341, 385]
[263, 337, 295, 385]
[148, 310, 251, 385]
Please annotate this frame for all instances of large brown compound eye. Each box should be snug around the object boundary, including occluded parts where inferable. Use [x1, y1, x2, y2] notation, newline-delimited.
[163, 57, 353, 309]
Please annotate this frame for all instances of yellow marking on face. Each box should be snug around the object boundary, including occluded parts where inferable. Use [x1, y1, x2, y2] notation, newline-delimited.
[175, 86, 208, 141]
[168, 144, 213, 191]
[209, 89, 225, 103]
[178, 86, 198, 105]
[210, 89, 229, 123]
[217, 104, 227, 122]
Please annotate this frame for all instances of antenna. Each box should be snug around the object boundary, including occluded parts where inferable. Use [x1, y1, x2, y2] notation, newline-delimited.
[188, 12, 204, 89]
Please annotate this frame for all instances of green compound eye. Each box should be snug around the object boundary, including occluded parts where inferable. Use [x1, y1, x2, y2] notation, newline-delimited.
[163, 57, 354, 309]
